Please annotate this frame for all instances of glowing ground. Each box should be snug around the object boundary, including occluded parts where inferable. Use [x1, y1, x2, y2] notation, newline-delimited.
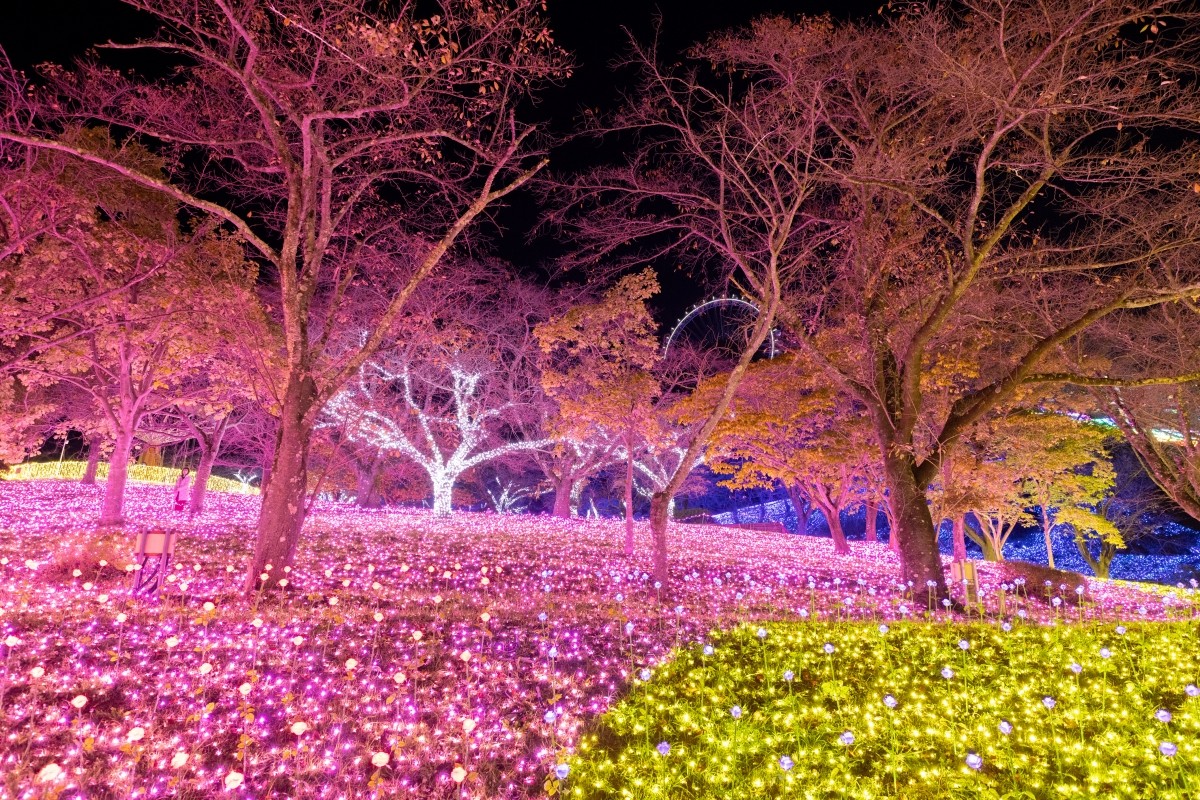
[0, 480, 1195, 799]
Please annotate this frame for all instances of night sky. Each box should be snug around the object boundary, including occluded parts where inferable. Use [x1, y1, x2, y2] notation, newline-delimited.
[0, 0, 881, 321]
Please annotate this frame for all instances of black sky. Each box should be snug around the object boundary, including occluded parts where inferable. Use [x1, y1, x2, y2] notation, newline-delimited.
[1, 0, 880, 321]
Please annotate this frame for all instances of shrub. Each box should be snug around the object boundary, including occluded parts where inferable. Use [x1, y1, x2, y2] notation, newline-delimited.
[568, 621, 1200, 799]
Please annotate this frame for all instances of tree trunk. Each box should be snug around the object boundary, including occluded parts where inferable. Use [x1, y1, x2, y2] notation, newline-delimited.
[430, 471, 454, 516]
[355, 451, 381, 508]
[963, 517, 1002, 562]
[624, 441, 635, 557]
[882, 451, 946, 601]
[1039, 504, 1056, 570]
[569, 478, 584, 517]
[190, 416, 228, 516]
[881, 496, 902, 556]
[260, 420, 278, 494]
[819, 504, 851, 555]
[951, 514, 967, 563]
[82, 435, 103, 485]
[786, 484, 811, 535]
[864, 499, 878, 543]
[551, 473, 573, 518]
[99, 428, 134, 525]
[1074, 534, 1100, 576]
[649, 491, 670, 586]
[245, 375, 316, 592]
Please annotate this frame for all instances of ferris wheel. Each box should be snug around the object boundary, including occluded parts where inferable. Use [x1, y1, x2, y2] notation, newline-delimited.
[662, 296, 779, 362]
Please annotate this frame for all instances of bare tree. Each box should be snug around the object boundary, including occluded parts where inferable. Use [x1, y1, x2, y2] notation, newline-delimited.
[1092, 305, 1200, 521]
[691, 2, 1200, 599]
[0, 0, 566, 588]
[557, 25, 831, 587]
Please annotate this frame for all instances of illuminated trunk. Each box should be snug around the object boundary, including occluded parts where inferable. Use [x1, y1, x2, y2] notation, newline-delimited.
[82, 435, 102, 485]
[551, 473, 573, 518]
[864, 499, 879, 543]
[951, 514, 967, 563]
[884, 497, 902, 555]
[245, 371, 315, 592]
[189, 416, 228, 515]
[1039, 499, 1056, 570]
[649, 492, 670, 585]
[881, 449, 946, 601]
[624, 438, 635, 557]
[787, 484, 811, 535]
[569, 478, 584, 517]
[809, 483, 850, 555]
[430, 472, 454, 516]
[814, 500, 850, 555]
[355, 451, 382, 508]
[99, 428, 133, 525]
[1075, 536, 1115, 579]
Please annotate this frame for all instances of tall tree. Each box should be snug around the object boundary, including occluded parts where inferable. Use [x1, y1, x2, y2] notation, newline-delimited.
[1012, 412, 1116, 570]
[25, 222, 255, 524]
[703, 355, 872, 555]
[536, 270, 662, 551]
[1092, 305, 1200, 522]
[699, 2, 1200, 600]
[0, 0, 566, 588]
[559, 23, 831, 585]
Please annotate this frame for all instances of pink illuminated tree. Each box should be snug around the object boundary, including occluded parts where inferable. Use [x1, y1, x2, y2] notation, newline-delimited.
[0, 0, 567, 588]
[558, 24, 831, 585]
[535, 270, 663, 549]
[685, 1, 1200, 600]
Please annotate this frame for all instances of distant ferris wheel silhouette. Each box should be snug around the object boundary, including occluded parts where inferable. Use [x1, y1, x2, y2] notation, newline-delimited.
[663, 296, 779, 361]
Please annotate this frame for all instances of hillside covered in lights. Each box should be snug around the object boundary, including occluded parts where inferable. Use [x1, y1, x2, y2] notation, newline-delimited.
[1, 480, 1197, 798]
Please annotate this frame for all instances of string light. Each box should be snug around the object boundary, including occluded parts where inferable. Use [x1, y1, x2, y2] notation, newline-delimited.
[0, 478, 1194, 798]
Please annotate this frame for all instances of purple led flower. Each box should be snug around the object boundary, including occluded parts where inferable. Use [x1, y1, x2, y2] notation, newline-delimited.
[1160, 742, 1177, 757]
[730, 705, 742, 719]
[555, 764, 570, 780]
[966, 752, 983, 771]
[656, 741, 670, 756]
[999, 720, 1013, 735]
[883, 694, 897, 709]
[1155, 709, 1172, 724]
[838, 731, 855, 746]
[779, 755, 794, 771]
[1042, 696, 1056, 710]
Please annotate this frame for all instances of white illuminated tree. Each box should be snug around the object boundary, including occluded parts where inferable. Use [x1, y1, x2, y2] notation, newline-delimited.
[327, 357, 550, 515]
[326, 276, 554, 515]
